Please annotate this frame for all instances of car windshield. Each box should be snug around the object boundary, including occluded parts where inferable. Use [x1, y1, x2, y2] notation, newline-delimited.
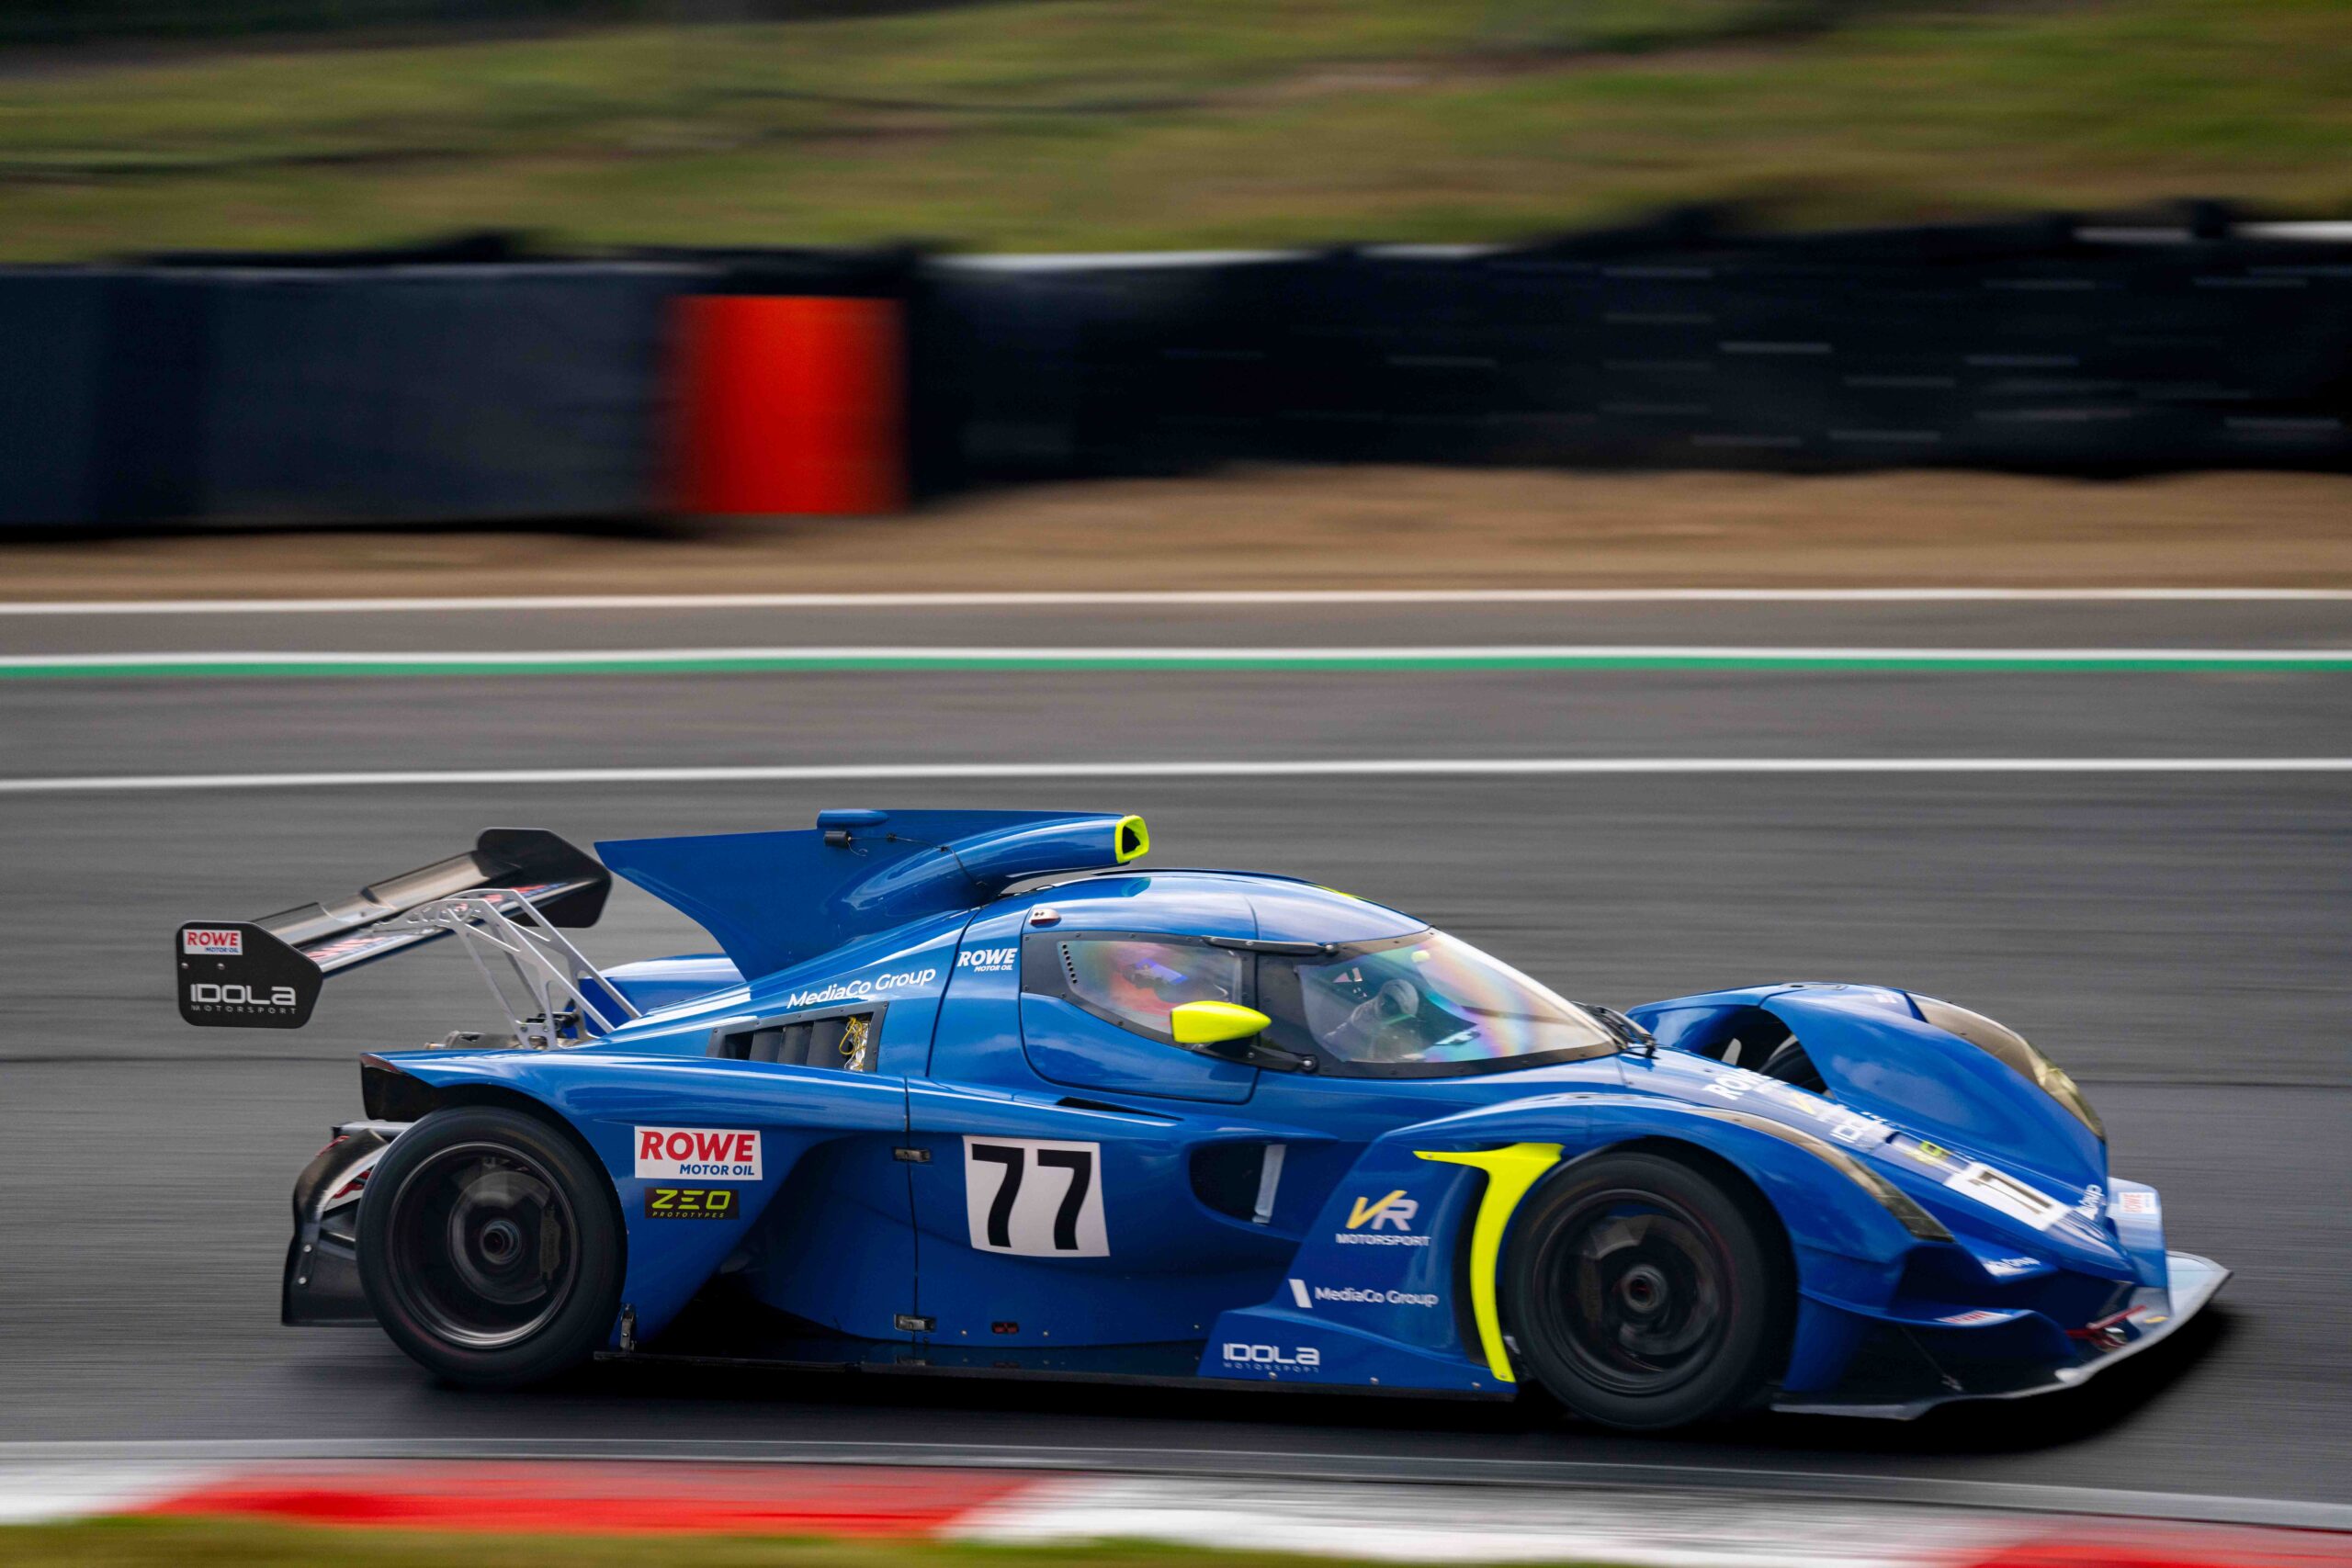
[1272, 931, 1618, 1071]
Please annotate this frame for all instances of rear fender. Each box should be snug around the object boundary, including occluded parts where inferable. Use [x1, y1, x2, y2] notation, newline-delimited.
[284, 1120, 408, 1325]
[363, 1049, 908, 1343]
[599, 953, 745, 1015]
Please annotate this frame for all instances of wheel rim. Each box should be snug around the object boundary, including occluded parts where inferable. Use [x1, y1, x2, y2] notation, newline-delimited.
[382, 1141, 578, 1350]
[1541, 1187, 1733, 1396]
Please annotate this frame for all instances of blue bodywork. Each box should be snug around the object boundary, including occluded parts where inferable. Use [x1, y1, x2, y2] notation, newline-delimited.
[337, 809, 2225, 1416]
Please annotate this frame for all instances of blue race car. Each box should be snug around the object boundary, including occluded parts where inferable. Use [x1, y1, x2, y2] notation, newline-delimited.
[178, 810, 2225, 1430]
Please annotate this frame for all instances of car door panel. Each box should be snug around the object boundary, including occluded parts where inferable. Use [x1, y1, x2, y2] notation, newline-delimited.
[903, 1084, 1298, 1347]
[1019, 993, 1259, 1103]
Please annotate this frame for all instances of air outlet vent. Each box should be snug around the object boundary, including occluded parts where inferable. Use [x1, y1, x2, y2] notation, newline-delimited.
[1192, 1142, 1272, 1221]
[710, 1007, 880, 1071]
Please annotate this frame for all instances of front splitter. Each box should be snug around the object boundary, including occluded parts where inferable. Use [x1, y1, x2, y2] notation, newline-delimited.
[1775, 1249, 2230, 1420]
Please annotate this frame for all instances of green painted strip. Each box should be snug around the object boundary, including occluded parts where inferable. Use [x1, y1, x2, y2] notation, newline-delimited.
[4, 651, 2352, 680]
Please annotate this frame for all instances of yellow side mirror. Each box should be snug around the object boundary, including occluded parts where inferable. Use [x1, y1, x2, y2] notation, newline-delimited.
[1170, 1000, 1272, 1046]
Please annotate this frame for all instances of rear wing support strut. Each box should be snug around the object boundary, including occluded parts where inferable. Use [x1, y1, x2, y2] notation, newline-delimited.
[379, 891, 638, 1050]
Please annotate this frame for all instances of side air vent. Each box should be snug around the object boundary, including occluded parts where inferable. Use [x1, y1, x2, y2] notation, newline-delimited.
[1192, 1142, 1286, 1224]
[1057, 1097, 1179, 1122]
[710, 1007, 881, 1072]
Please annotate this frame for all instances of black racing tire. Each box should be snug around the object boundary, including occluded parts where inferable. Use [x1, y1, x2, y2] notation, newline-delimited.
[1502, 1149, 1792, 1431]
[357, 1105, 622, 1389]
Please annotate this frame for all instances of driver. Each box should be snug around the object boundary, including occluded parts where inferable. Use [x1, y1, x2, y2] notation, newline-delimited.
[1098, 944, 1226, 1028]
[1326, 976, 1427, 1062]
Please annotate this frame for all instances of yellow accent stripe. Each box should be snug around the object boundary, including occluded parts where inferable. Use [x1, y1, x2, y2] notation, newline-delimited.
[1415, 1143, 1563, 1383]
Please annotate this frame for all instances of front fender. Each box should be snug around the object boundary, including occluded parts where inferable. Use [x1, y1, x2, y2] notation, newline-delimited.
[1212, 1090, 1946, 1395]
[1397, 1089, 1938, 1274]
[1633, 985, 2106, 1193]
[1426, 1093, 1953, 1394]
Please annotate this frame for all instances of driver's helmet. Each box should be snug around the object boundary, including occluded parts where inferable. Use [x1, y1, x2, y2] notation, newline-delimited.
[1102, 945, 1215, 1018]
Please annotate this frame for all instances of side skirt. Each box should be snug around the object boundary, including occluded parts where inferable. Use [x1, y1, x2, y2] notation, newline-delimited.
[593, 1337, 1513, 1402]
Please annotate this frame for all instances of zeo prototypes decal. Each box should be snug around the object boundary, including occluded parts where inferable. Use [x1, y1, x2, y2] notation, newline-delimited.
[963, 1135, 1108, 1257]
[643, 1187, 741, 1220]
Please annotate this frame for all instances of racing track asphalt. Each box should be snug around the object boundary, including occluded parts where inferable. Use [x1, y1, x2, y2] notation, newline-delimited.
[0, 598, 2346, 1508]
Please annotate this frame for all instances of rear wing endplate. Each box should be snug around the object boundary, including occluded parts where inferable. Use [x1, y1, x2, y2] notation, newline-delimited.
[175, 829, 613, 1032]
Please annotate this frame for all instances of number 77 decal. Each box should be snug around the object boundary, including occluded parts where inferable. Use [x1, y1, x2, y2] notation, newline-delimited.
[963, 1136, 1110, 1257]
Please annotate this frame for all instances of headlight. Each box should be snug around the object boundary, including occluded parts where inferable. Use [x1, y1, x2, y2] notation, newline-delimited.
[1912, 996, 2104, 1141]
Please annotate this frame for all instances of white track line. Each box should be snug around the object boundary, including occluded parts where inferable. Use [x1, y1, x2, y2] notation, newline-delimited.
[3, 588, 2351, 615]
[6, 644, 2350, 670]
[5, 758, 2350, 795]
[953, 1474, 2028, 1566]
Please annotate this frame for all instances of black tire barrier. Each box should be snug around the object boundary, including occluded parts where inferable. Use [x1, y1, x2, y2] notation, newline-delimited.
[916, 215, 2352, 490]
[0, 211, 2344, 528]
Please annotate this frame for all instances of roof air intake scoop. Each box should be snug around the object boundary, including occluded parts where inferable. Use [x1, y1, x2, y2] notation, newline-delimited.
[597, 809, 1148, 980]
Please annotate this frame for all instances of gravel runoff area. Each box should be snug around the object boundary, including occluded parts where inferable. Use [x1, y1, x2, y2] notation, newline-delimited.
[6, 468, 2350, 600]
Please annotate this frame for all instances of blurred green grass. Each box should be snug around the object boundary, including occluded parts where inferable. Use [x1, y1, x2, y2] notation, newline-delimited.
[0, 0, 2346, 258]
[0, 1517, 1627, 1568]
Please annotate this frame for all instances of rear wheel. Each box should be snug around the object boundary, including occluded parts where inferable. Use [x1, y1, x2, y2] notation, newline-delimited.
[1503, 1150, 1791, 1430]
[358, 1105, 621, 1388]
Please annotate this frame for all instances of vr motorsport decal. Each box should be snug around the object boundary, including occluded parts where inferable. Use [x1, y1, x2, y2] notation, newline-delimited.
[1336, 1189, 1429, 1246]
[634, 1126, 763, 1181]
[962, 1136, 1108, 1257]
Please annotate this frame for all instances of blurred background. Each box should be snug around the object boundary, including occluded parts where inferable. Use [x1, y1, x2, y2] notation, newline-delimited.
[2, 0, 2347, 255]
[1, 3, 2348, 1565]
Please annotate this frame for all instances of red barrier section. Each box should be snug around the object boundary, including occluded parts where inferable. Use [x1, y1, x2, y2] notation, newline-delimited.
[1957, 1530, 2352, 1568]
[671, 296, 905, 516]
[141, 1461, 1030, 1537]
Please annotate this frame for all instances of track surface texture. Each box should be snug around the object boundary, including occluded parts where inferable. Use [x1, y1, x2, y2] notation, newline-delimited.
[1, 595, 2344, 1506]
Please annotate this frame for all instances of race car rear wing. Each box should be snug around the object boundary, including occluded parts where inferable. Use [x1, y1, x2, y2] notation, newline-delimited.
[175, 829, 620, 1037]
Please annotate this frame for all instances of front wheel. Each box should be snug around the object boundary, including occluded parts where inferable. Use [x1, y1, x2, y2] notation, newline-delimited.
[357, 1105, 622, 1388]
[1502, 1150, 1792, 1430]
